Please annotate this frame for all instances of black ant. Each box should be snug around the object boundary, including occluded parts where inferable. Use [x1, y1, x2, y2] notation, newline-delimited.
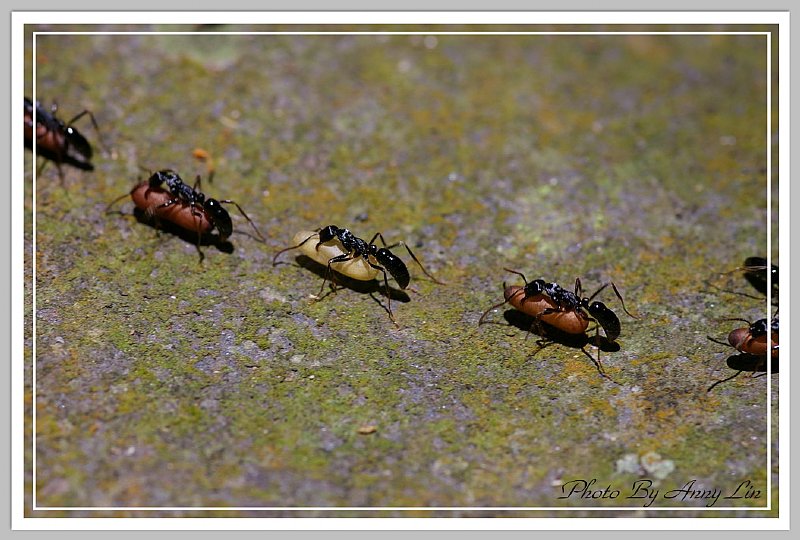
[740, 257, 778, 299]
[479, 269, 636, 382]
[272, 225, 443, 324]
[24, 97, 103, 181]
[107, 170, 265, 262]
[707, 315, 779, 391]
[711, 257, 778, 304]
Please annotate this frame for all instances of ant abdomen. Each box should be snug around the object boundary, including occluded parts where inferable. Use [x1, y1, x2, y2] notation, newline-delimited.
[586, 301, 621, 342]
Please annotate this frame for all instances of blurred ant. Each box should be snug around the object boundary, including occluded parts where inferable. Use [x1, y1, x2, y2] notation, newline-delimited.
[739, 257, 778, 299]
[711, 257, 778, 304]
[479, 268, 636, 382]
[106, 169, 265, 262]
[24, 97, 104, 182]
[707, 315, 779, 391]
[272, 225, 443, 324]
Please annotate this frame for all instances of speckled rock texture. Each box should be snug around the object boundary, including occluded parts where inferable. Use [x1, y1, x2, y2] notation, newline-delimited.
[25, 25, 778, 517]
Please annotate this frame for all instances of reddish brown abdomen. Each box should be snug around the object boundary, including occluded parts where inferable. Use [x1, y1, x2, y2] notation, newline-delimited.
[35, 124, 66, 156]
[130, 182, 214, 235]
[728, 328, 778, 357]
[504, 285, 589, 335]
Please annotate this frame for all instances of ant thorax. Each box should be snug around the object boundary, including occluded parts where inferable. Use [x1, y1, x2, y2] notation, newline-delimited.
[292, 230, 379, 282]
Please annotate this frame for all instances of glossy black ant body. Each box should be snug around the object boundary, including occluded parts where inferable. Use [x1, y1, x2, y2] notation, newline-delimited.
[273, 225, 443, 323]
[146, 170, 238, 239]
[711, 257, 778, 304]
[741, 257, 778, 299]
[318, 225, 414, 288]
[479, 269, 636, 382]
[107, 169, 265, 262]
[479, 269, 633, 342]
[24, 97, 102, 180]
[707, 315, 779, 391]
[535, 277, 629, 342]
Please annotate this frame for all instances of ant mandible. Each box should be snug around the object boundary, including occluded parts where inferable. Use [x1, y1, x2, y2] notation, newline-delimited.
[706, 315, 779, 392]
[106, 169, 265, 262]
[272, 225, 444, 324]
[479, 268, 636, 382]
[24, 97, 104, 182]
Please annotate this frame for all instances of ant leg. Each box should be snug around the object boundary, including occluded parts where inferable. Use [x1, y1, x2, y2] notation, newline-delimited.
[189, 202, 207, 263]
[586, 281, 637, 319]
[751, 354, 768, 376]
[366, 261, 397, 326]
[526, 314, 549, 341]
[579, 347, 619, 384]
[218, 199, 266, 243]
[272, 232, 317, 266]
[32, 137, 66, 184]
[610, 283, 637, 318]
[531, 338, 555, 357]
[194, 243, 206, 264]
[574, 277, 585, 297]
[317, 253, 356, 300]
[581, 318, 620, 383]
[707, 370, 743, 392]
[369, 232, 445, 285]
[147, 198, 180, 219]
[527, 306, 571, 339]
[35, 157, 53, 181]
[708, 282, 764, 301]
[585, 282, 610, 302]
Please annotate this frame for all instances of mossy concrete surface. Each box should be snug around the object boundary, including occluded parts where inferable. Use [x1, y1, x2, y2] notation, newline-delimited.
[25, 26, 778, 517]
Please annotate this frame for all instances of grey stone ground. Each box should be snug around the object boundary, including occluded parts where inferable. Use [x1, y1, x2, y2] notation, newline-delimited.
[25, 27, 777, 516]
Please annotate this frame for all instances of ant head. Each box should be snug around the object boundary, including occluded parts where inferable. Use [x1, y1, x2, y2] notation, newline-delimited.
[205, 199, 233, 238]
[523, 279, 546, 297]
[149, 169, 181, 187]
[318, 225, 339, 243]
[749, 318, 769, 337]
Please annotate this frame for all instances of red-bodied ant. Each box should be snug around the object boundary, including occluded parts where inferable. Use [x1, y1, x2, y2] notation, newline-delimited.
[107, 169, 265, 262]
[24, 97, 104, 181]
[479, 268, 636, 382]
[272, 225, 443, 324]
[707, 315, 779, 392]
